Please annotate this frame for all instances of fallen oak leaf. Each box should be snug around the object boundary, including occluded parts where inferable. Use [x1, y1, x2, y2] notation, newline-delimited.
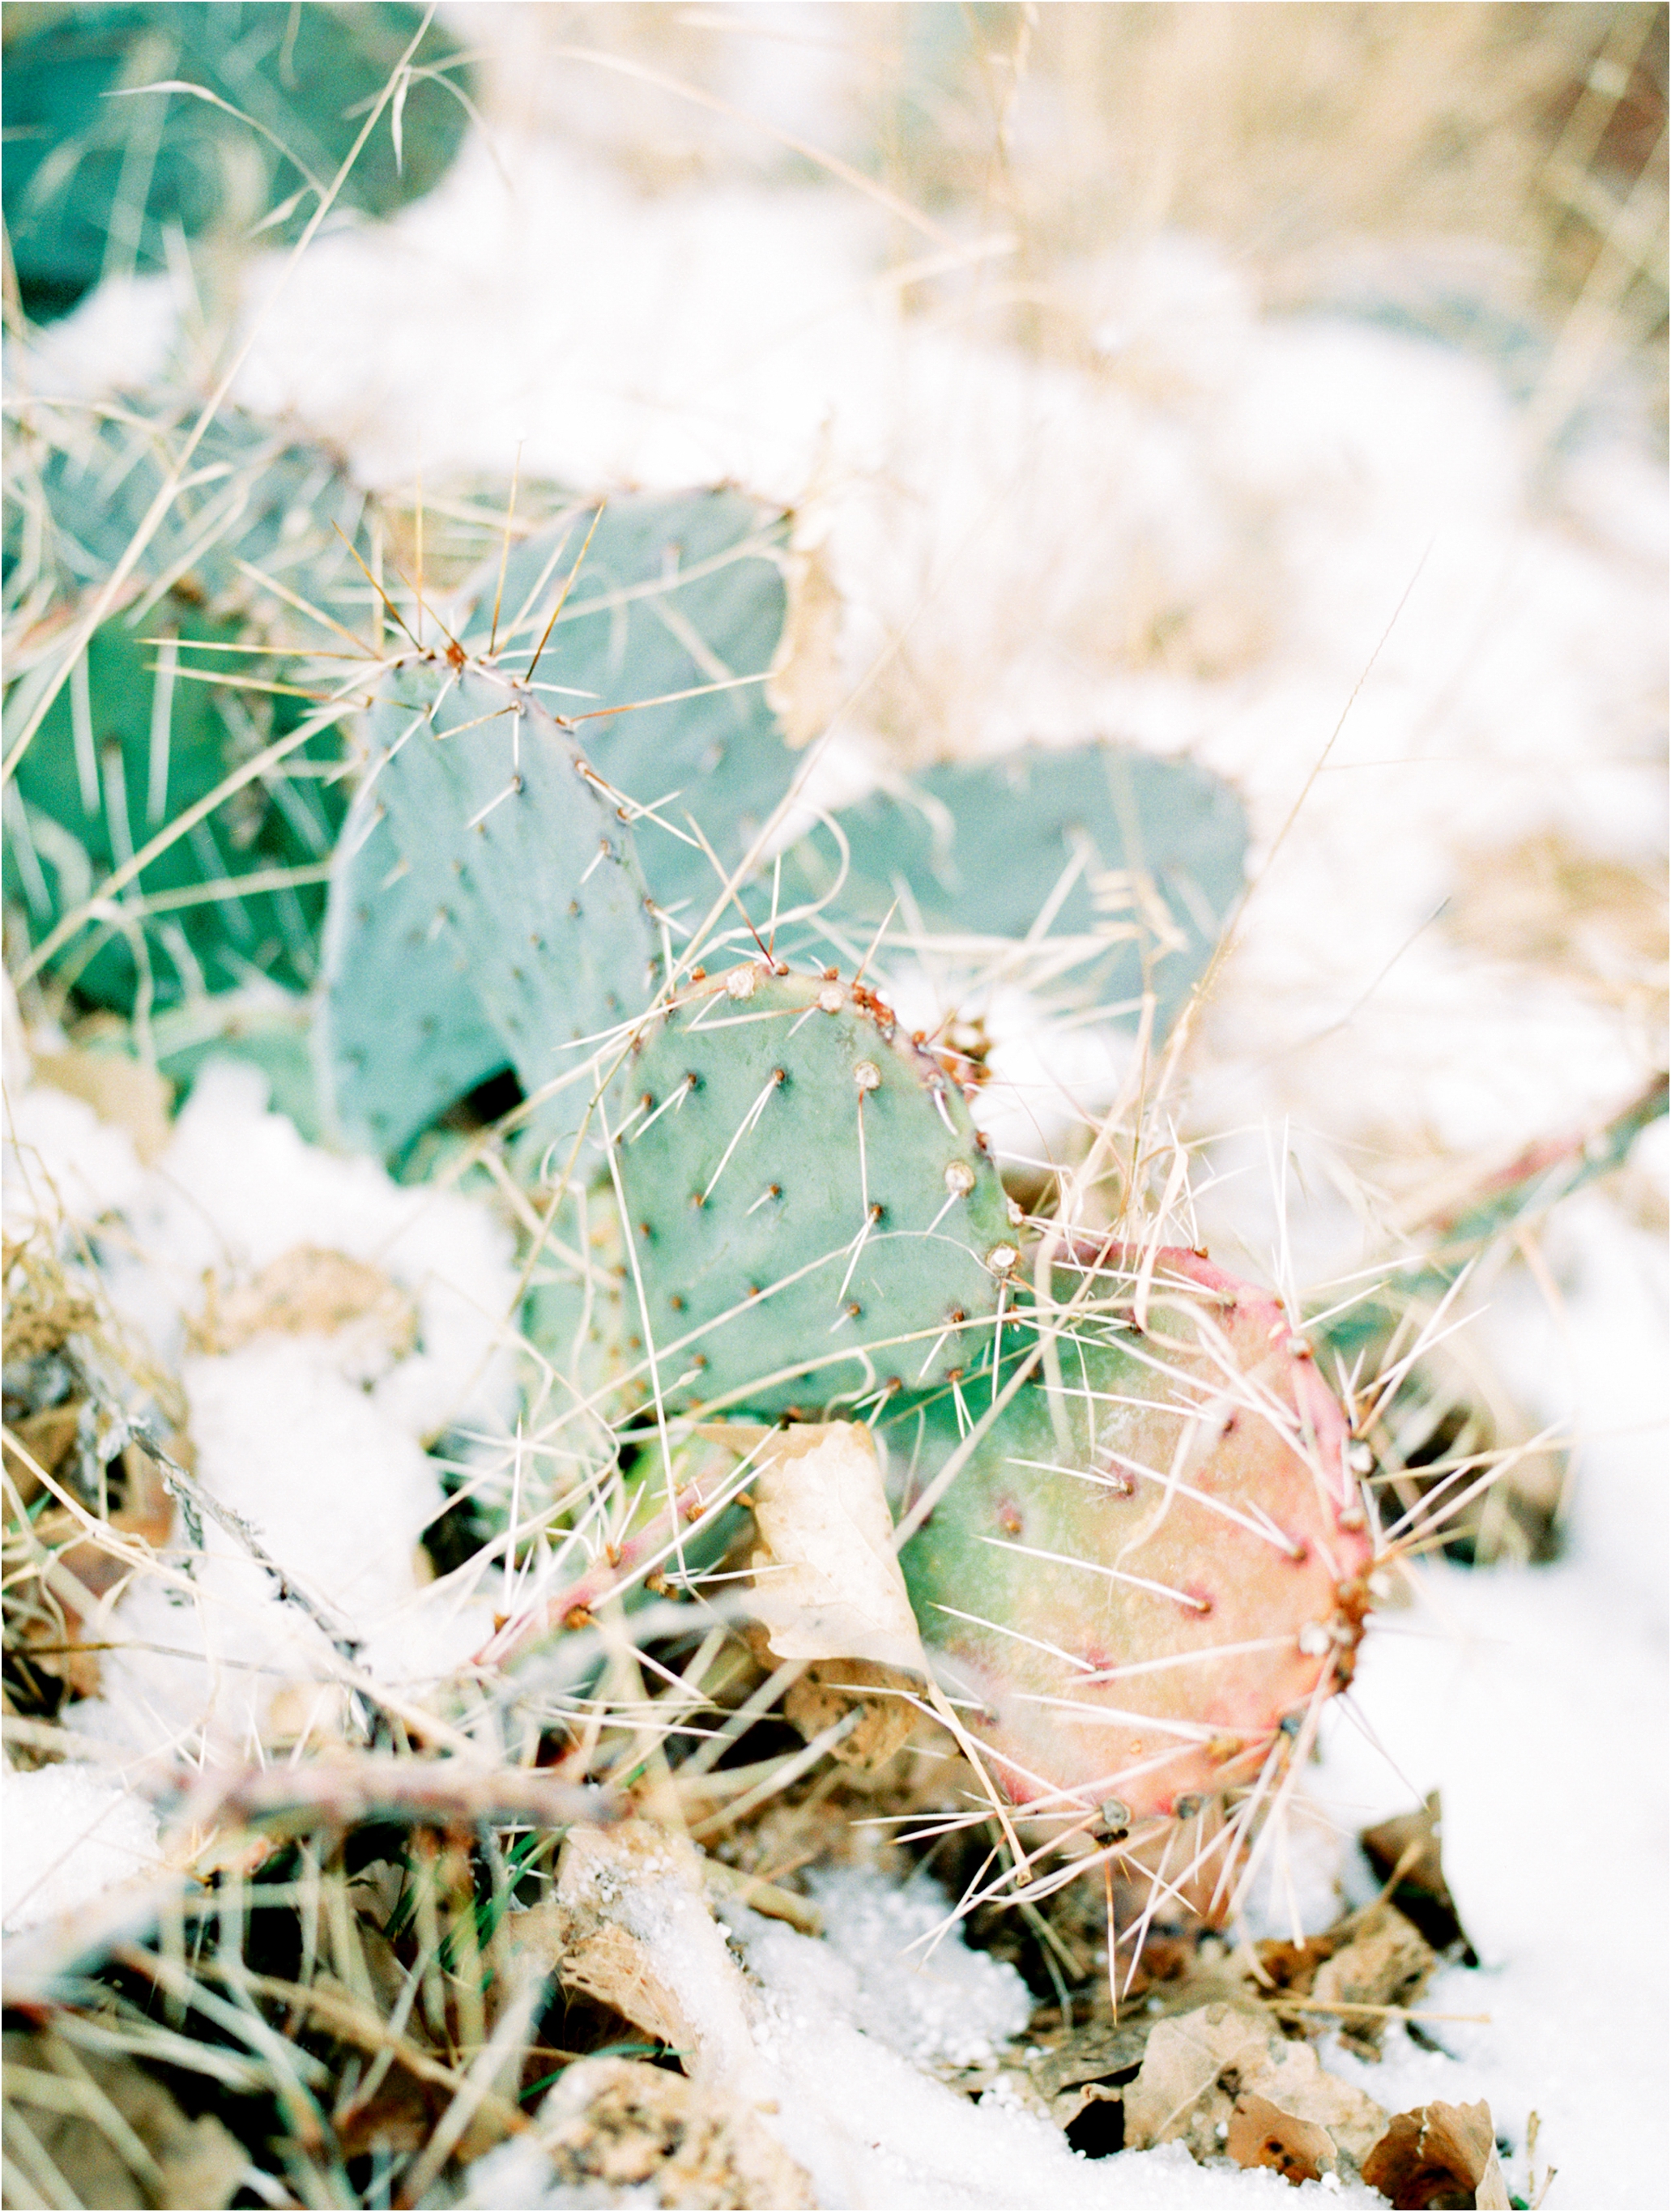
[1362, 2098, 1511, 2209]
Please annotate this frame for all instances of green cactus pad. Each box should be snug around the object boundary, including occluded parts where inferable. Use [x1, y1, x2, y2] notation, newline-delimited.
[785, 744, 1247, 1029]
[318, 788, 508, 1160]
[523, 1186, 650, 1427]
[9, 399, 374, 633]
[2, 399, 383, 1017]
[453, 492, 795, 935]
[890, 1244, 1374, 1822]
[322, 658, 659, 1156]
[6, 598, 346, 1015]
[4, 4, 472, 324]
[610, 964, 1019, 1415]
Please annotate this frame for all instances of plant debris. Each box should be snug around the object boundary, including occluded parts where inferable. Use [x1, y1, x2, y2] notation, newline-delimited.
[1361, 1792, 1478, 1963]
[1362, 2098, 1514, 2210]
[467, 2053, 816, 2209]
[2, 2029, 247, 2211]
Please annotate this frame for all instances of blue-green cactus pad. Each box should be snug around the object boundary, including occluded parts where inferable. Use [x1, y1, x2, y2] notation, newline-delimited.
[5, 601, 346, 1014]
[320, 658, 659, 1156]
[453, 493, 795, 936]
[4, 4, 472, 324]
[786, 745, 1247, 1029]
[610, 964, 1019, 1415]
[318, 790, 509, 1160]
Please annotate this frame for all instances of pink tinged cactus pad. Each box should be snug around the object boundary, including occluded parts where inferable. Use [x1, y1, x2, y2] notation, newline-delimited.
[893, 1242, 1375, 1823]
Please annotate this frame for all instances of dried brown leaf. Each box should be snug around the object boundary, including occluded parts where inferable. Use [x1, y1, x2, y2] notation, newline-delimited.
[1312, 1903, 1434, 2018]
[1226, 2091, 1334, 2185]
[782, 1656, 918, 1770]
[1362, 1792, 1477, 1960]
[1123, 2001, 1387, 2171]
[744, 1421, 927, 1675]
[1362, 2098, 1512, 2209]
[32, 1049, 173, 1165]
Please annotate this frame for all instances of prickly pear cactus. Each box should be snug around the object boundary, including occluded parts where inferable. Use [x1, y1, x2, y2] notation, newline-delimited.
[10, 400, 373, 625]
[784, 744, 1247, 1029]
[3, 3, 472, 323]
[2, 400, 377, 1015]
[892, 1244, 1375, 1822]
[318, 794, 509, 1160]
[6, 601, 346, 1014]
[450, 492, 796, 928]
[320, 658, 660, 1153]
[610, 962, 1019, 1413]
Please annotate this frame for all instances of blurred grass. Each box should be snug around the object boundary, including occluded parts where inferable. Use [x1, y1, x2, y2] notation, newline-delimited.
[480, 1, 1666, 436]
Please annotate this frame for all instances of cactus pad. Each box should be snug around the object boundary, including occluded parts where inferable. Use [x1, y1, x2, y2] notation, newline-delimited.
[322, 658, 659, 1154]
[4, 4, 471, 323]
[786, 744, 1247, 1029]
[893, 1244, 1374, 1822]
[453, 493, 795, 933]
[611, 965, 1018, 1414]
[6, 601, 345, 1014]
[318, 787, 509, 1159]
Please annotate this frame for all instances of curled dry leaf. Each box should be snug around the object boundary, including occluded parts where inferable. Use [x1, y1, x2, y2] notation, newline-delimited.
[1362, 1792, 1477, 1961]
[1017, 2019, 1153, 2130]
[743, 1421, 927, 1677]
[1259, 1899, 1436, 2052]
[1362, 2098, 1512, 2209]
[782, 1655, 919, 1770]
[1312, 1903, 1434, 2020]
[1122, 2001, 1387, 2172]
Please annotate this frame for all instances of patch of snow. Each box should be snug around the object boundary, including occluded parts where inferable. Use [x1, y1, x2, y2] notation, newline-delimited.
[1, 1767, 162, 1932]
[750, 1863, 1034, 2071]
[1307, 1559, 1668, 2210]
[112, 1059, 518, 1438]
[3, 1082, 146, 1238]
[708, 1879, 1380, 2210]
[15, 1056, 517, 1757]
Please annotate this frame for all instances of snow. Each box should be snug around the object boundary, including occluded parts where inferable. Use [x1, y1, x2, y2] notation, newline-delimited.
[6, 1055, 518, 1757]
[539, 1836, 1386, 2210]
[750, 1864, 1036, 2070]
[1, 1766, 162, 1933]
[3, 1080, 147, 1237]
